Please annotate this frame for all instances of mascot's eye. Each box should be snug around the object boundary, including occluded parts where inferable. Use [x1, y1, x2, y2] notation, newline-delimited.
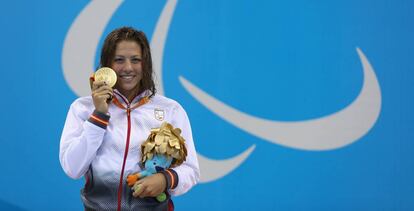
[153, 162, 157, 165]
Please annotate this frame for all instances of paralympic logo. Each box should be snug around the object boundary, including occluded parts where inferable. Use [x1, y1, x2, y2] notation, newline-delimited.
[62, 0, 382, 183]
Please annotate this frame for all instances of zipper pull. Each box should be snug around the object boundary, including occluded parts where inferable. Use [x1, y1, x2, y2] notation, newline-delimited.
[127, 105, 131, 117]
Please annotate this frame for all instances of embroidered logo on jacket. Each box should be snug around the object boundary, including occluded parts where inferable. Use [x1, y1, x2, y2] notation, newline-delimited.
[154, 108, 165, 121]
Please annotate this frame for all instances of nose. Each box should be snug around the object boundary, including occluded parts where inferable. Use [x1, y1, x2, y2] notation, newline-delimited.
[124, 59, 133, 71]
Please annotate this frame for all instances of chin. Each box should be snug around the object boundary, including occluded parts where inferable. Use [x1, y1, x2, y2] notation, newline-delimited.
[117, 83, 140, 92]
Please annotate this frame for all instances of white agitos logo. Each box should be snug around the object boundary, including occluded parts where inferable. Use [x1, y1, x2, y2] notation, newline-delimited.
[62, 0, 382, 183]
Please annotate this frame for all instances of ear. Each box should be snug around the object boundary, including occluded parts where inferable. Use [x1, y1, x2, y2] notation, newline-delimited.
[155, 166, 165, 172]
[138, 161, 145, 169]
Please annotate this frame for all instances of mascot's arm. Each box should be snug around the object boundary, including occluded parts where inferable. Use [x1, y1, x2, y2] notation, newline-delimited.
[127, 170, 154, 186]
[127, 173, 140, 187]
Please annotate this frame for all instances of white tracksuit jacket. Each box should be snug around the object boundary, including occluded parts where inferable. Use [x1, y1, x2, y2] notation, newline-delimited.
[60, 90, 200, 210]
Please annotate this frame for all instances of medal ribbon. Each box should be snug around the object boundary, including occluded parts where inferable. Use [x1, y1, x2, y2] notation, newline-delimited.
[112, 93, 149, 110]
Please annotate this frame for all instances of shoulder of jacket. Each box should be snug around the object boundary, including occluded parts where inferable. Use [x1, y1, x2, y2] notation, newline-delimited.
[150, 94, 181, 109]
[70, 96, 93, 110]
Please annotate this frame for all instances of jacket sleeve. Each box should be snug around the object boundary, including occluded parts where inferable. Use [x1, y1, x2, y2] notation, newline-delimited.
[59, 100, 108, 179]
[168, 103, 200, 196]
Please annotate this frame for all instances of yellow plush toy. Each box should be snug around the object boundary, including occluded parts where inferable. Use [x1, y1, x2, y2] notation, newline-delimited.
[126, 122, 187, 202]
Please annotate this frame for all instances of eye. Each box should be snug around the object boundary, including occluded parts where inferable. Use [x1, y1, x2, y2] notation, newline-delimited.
[131, 58, 142, 64]
[114, 58, 124, 63]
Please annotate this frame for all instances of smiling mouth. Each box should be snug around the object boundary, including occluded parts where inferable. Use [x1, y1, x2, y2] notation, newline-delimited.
[119, 75, 135, 80]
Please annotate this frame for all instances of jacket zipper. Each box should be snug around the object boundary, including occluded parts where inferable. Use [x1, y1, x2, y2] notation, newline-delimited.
[117, 105, 131, 211]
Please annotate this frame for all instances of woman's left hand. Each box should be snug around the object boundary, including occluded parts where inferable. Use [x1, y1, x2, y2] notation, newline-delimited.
[132, 173, 167, 198]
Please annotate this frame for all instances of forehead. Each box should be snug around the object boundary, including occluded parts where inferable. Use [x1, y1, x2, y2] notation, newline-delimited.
[115, 40, 142, 56]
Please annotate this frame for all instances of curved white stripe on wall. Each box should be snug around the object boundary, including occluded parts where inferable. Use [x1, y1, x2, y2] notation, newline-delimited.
[180, 48, 382, 151]
[62, 0, 382, 183]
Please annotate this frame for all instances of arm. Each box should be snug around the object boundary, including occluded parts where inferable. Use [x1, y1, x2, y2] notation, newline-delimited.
[59, 100, 109, 179]
[60, 81, 113, 179]
[167, 103, 200, 196]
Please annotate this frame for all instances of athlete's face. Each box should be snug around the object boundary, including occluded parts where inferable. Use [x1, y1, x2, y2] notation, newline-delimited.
[112, 40, 143, 99]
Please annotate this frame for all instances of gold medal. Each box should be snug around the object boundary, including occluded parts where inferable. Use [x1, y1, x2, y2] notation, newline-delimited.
[94, 67, 117, 87]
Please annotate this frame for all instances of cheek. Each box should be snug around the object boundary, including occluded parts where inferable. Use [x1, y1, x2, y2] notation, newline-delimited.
[111, 64, 122, 72]
[135, 64, 143, 71]
[135, 65, 143, 75]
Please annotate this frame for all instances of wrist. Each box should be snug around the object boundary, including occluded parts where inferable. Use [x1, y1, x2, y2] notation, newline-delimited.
[160, 169, 179, 191]
[87, 110, 110, 129]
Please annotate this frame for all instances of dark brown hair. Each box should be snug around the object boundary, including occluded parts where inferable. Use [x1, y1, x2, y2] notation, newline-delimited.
[100, 26, 156, 98]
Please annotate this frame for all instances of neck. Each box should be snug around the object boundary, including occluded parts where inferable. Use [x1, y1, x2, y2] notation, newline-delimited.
[125, 91, 138, 103]
[118, 87, 140, 103]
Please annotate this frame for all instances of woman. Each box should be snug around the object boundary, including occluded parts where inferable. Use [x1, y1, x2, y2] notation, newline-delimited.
[60, 26, 200, 211]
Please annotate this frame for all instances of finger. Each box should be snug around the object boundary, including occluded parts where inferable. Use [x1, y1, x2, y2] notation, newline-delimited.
[141, 182, 159, 197]
[92, 81, 106, 90]
[133, 182, 146, 198]
[93, 84, 113, 93]
[137, 180, 156, 198]
[98, 88, 113, 99]
[93, 90, 113, 99]
[92, 81, 113, 91]
[107, 93, 113, 101]
[97, 95, 111, 102]
[92, 93, 110, 103]
[140, 185, 154, 198]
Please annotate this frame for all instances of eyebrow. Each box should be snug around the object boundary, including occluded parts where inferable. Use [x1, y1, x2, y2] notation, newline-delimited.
[114, 55, 141, 58]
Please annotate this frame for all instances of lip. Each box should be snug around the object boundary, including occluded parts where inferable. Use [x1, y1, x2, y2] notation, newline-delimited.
[118, 75, 136, 82]
[119, 75, 135, 79]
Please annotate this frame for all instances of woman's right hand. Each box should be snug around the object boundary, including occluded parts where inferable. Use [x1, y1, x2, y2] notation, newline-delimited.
[91, 81, 113, 114]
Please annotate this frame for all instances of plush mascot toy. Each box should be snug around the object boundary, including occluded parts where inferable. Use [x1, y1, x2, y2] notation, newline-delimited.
[127, 122, 187, 202]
